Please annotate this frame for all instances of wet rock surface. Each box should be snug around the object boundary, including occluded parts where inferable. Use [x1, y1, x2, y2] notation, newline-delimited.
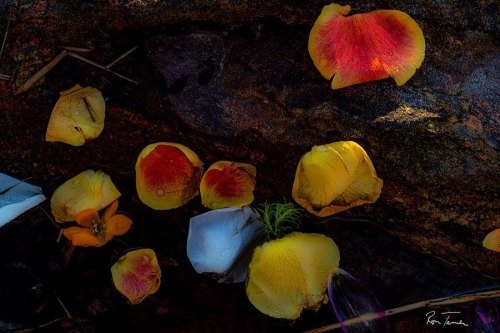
[0, 0, 499, 332]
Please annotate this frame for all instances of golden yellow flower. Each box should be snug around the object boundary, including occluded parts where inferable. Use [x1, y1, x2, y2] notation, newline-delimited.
[63, 200, 132, 247]
[292, 141, 383, 217]
[482, 228, 500, 252]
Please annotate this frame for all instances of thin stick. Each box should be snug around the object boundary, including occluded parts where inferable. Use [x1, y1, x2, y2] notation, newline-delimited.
[14, 318, 62, 333]
[304, 288, 500, 333]
[106, 45, 138, 69]
[0, 73, 10, 80]
[61, 45, 92, 53]
[53, 291, 72, 319]
[0, 8, 12, 61]
[15, 50, 68, 95]
[38, 206, 61, 231]
[67, 52, 138, 84]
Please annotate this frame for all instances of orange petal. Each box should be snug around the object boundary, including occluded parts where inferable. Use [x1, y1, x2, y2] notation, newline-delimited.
[105, 214, 133, 236]
[135, 142, 204, 210]
[63, 226, 87, 241]
[292, 141, 383, 217]
[482, 229, 500, 252]
[75, 208, 99, 228]
[111, 248, 161, 304]
[200, 161, 256, 209]
[70, 229, 103, 247]
[309, 3, 425, 89]
[102, 200, 119, 223]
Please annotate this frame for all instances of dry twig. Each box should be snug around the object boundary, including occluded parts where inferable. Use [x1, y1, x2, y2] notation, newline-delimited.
[53, 290, 72, 319]
[61, 45, 93, 53]
[304, 288, 500, 333]
[106, 45, 138, 69]
[15, 50, 68, 95]
[15, 318, 62, 333]
[0, 8, 12, 62]
[68, 51, 138, 84]
[0, 73, 10, 80]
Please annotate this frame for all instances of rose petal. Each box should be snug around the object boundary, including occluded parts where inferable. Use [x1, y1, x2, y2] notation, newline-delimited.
[246, 232, 340, 319]
[45, 84, 106, 146]
[309, 3, 425, 89]
[136, 143, 204, 210]
[51, 170, 121, 222]
[200, 161, 256, 209]
[111, 248, 161, 304]
[292, 141, 383, 217]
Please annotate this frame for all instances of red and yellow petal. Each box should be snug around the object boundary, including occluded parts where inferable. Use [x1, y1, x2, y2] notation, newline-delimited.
[482, 229, 500, 252]
[200, 161, 256, 209]
[105, 214, 133, 236]
[111, 248, 161, 304]
[64, 227, 103, 247]
[75, 208, 99, 228]
[309, 3, 425, 89]
[135, 143, 204, 210]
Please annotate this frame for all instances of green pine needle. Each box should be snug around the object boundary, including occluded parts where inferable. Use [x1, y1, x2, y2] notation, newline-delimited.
[257, 200, 303, 239]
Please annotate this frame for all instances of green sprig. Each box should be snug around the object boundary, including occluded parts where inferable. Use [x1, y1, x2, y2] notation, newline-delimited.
[257, 200, 303, 239]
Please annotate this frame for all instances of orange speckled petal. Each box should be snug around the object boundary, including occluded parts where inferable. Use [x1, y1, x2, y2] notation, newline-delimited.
[106, 214, 133, 236]
[102, 200, 119, 223]
[136, 143, 204, 210]
[309, 3, 425, 89]
[200, 161, 256, 209]
[482, 229, 500, 252]
[75, 209, 99, 228]
[69, 228, 102, 247]
[111, 248, 161, 304]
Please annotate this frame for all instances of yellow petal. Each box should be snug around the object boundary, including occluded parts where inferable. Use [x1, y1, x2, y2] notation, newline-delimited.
[105, 214, 133, 236]
[45, 84, 106, 146]
[200, 161, 256, 209]
[292, 141, 383, 217]
[51, 170, 121, 222]
[111, 248, 161, 304]
[246, 232, 340, 319]
[135, 142, 204, 210]
[68, 228, 103, 247]
[482, 229, 500, 252]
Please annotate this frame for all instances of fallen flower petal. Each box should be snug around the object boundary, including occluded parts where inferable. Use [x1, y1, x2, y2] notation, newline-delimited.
[187, 207, 265, 283]
[482, 228, 500, 252]
[246, 232, 340, 319]
[51, 170, 121, 222]
[45, 84, 106, 146]
[292, 141, 383, 217]
[200, 161, 256, 209]
[309, 3, 425, 89]
[136, 142, 204, 210]
[111, 248, 161, 304]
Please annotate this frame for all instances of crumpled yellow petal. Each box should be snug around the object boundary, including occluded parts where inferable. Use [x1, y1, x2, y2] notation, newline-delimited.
[135, 142, 204, 210]
[482, 229, 500, 252]
[111, 248, 161, 304]
[51, 170, 121, 222]
[105, 214, 133, 236]
[246, 232, 340, 319]
[292, 141, 383, 217]
[200, 161, 256, 209]
[63, 227, 102, 247]
[45, 84, 106, 146]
